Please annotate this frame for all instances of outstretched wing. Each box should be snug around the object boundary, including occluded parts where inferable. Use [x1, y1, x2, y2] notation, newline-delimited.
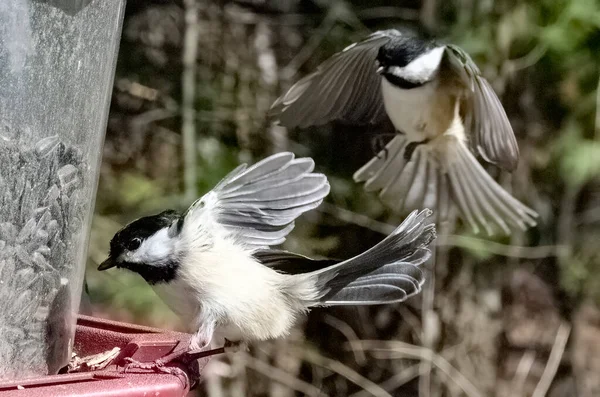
[183, 152, 330, 250]
[445, 45, 520, 171]
[269, 30, 400, 128]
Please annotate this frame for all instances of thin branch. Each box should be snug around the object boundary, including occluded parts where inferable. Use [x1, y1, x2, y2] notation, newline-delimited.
[350, 340, 484, 397]
[440, 235, 568, 259]
[420, 0, 437, 32]
[288, 345, 393, 397]
[320, 202, 565, 258]
[349, 364, 423, 397]
[182, 0, 201, 202]
[281, 4, 340, 80]
[504, 44, 548, 73]
[511, 350, 536, 396]
[323, 314, 367, 365]
[353, 344, 460, 397]
[532, 322, 571, 397]
[356, 7, 420, 21]
[419, 247, 435, 397]
[130, 108, 177, 129]
[319, 202, 396, 235]
[241, 352, 326, 397]
[595, 69, 600, 139]
[420, 220, 450, 397]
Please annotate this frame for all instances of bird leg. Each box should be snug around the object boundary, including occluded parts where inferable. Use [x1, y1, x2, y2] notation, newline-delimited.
[223, 338, 247, 353]
[121, 346, 225, 390]
[122, 346, 226, 370]
[122, 354, 192, 389]
[403, 139, 430, 162]
[122, 340, 242, 372]
[371, 133, 397, 160]
[122, 321, 222, 380]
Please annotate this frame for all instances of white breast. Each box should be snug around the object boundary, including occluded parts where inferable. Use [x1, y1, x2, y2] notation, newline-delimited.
[152, 236, 308, 343]
[380, 77, 441, 141]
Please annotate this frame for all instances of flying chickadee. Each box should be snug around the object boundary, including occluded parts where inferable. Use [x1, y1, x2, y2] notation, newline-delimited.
[270, 30, 538, 235]
[98, 152, 436, 368]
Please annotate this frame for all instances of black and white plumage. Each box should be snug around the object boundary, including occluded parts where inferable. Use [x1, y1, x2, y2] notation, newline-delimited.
[270, 29, 538, 235]
[98, 152, 436, 354]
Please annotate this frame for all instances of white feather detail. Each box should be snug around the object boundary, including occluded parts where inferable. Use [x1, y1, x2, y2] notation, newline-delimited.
[153, 225, 319, 342]
[120, 228, 176, 266]
[387, 46, 445, 84]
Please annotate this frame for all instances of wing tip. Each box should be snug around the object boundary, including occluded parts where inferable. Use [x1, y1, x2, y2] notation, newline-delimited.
[449, 140, 539, 236]
[477, 145, 520, 172]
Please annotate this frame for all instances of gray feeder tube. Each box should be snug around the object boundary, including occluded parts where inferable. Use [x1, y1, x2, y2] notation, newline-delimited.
[0, 0, 125, 380]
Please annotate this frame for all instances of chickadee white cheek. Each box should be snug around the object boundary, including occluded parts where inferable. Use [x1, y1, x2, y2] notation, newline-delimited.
[131, 228, 176, 265]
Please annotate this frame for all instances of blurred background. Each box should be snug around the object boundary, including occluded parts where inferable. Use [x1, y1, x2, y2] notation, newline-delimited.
[85, 0, 600, 396]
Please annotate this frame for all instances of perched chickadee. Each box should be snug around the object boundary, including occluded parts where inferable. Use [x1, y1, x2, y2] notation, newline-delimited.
[270, 30, 538, 235]
[98, 152, 436, 365]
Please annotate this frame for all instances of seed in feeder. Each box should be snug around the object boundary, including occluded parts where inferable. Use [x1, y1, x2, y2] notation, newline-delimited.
[36, 245, 51, 257]
[34, 135, 60, 158]
[1, 134, 87, 379]
[57, 164, 80, 193]
[46, 220, 59, 240]
[31, 252, 53, 273]
[44, 184, 60, 205]
[16, 217, 37, 244]
[0, 222, 17, 244]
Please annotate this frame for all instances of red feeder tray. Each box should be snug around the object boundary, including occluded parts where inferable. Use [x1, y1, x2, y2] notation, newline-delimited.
[0, 315, 210, 396]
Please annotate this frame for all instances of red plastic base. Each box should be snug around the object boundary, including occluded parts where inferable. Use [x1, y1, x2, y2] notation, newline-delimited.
[0, 315, 210, 396]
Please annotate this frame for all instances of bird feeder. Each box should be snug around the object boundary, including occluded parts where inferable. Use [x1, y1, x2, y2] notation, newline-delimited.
[0, 315, 209, 396]
[0, 0, 210, 397]
[0, 1, 205, 394]
[0, 0, 211, 397]
[0, 0, 124, 380]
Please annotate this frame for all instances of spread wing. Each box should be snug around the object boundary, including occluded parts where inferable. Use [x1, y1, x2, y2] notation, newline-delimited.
[252, 249, 339, 274]
[445, 45, 520, 171]
[269, 30, 400, 128]
[182, 152, 330, 250]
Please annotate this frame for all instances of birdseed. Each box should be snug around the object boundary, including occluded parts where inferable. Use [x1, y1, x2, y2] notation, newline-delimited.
[0, 134, 86, 379]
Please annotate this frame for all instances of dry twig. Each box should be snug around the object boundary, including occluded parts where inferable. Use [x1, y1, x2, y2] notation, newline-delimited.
[287, 345, 393, 397]
[323, 314, 367, 365]
[532, 322, 571, 397]
[182, 0, 201, 202]
[511, 350, 536, 396]
[240, 352, 326, 397]
[349, 340, 484, 397]
[320, 202, 565, 259]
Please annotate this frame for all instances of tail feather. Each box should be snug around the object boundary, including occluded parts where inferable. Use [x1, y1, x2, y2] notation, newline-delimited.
[354, 135, 454, 225]
[354, 134, 538, 236]
[449, 143, 538, 234]
[322, 263, 423, 305]
[310, 209, 436, 306]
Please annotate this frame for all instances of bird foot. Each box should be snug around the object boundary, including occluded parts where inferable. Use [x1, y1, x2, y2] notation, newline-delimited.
[118, 342, 228, 391]
[371, 134, 396, 160]
[223, 338, 246, 353]
[122, 357, 190, 389]
[122, 357, 167, 372]
[403, 139, 429, 162]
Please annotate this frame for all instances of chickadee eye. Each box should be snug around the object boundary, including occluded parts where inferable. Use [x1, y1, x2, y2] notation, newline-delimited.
[127, 238, 142, 251]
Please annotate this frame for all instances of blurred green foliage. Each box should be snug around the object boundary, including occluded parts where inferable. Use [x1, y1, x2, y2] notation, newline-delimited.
[88, 0, 600, 320]
[88, 0, 600, 355]
[79, 0, 600, 394]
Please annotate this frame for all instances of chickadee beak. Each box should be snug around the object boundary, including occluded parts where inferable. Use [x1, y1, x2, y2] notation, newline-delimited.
[98, 257, 117, 271]
[376, 65, 385, 74]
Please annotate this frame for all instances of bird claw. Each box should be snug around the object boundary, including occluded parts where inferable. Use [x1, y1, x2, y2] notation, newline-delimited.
[403, 139, 429, 162]
[121, 357, 190, 389]
[122, 357, 158, 373]
[371, 134, 396, 160]
[223, 338, 246, 354]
